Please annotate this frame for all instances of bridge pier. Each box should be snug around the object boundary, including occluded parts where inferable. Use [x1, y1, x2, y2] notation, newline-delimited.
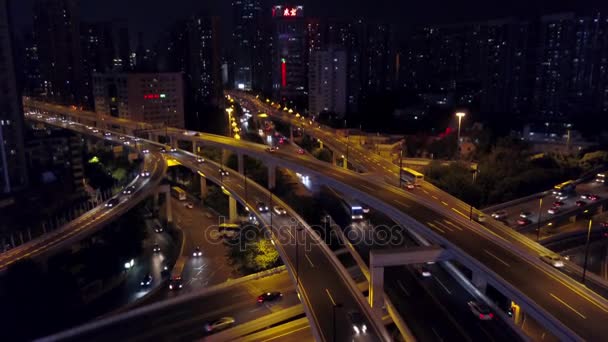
[229, 196, 238, 223]
[319, 140, 324, 150]
[332, 152, 337, 166]
[268, 164, 276, 190]
[157, 185, 172, 223]
[342, 156, 348, 169]
[289, 125, 294, 141]
[200, 174, 208, 198]
[192, 141, 198, 154]
[237, 153, 245, 175]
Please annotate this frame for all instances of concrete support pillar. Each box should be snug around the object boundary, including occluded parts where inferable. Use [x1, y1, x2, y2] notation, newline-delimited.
[237, 153, 245, 175]
[154, 192, 160, 209]
[289, 125, 294, 141]
[369, 265, 385, 316]
[229, 196, 238, 223]
[200, 175, 208, 198]
[332, 152, 337, 166]
[221, 149, 229, 165]
[166, 194, 173, 223]
[471, 272, 488, 293]
[319, 140, 324, 149]
[268, 164, 276, 190]
[192, 141, 198, 154]
[342, 156, 348, 169]
[309, 175, 322, 196]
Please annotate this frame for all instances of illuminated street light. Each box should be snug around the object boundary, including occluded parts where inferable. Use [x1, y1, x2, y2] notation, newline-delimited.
[456, 112, 466, 143]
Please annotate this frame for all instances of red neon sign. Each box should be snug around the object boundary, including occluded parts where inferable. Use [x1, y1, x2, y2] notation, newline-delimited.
[281, 58, 287, 87]
[143, 94, 166, 100]
[272, 6, 302, 17]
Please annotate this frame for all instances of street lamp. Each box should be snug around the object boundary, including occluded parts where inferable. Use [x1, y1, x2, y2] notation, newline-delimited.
[225, 107, 234, 137]
[456, 112, 466, 144]
[582, 219, 593, 284]
[536, 197, 543, 241]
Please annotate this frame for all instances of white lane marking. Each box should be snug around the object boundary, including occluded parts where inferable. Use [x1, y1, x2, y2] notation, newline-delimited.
[483, 249, 511, 267]
[441, 201, 449, 206]
[433, 276, 452, 295]
[397, 280, 410, 296]
[550, 293, 587, 319]
[443, 220, 464, 231]
[305, 253, 315, 267]
[427, 222, 446, 234]
[434, 221, 454, 232]
[451, 208, 468, 219]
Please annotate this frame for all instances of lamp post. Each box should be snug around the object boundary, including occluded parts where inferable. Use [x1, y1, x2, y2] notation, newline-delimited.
[332, 303, 343, 342]
[536, 197, 543, 241]
[399, 142, 404, 188]
[225, 107, 234, 138]
[582, 219, 593, 284]
[456, 112, 466, 145]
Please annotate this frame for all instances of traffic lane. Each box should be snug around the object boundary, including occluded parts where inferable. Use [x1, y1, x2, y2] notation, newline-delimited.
[263, 212, 381, 342]
[62, 271, 296, 341]
[419, 263, 523, 342]
[239, 318, 313, 342]
[393, 195, 608, 341]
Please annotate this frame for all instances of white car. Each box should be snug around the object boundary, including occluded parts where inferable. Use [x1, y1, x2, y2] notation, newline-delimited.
[204, 317, 235, 333]
[547, 207, 559, 215]
[140, 170, 151, 177]
[192, 247, 202, 257]
[491, 210, 507, 220]
[273, 206, 287, 215]
[541, 255, 564, 268]
[415, 265, 432, 278]
[184, 202, 194, 209]
[219, 168, 229, 177]
[196, 157, 205, 163]
[170, 147, 177, 152]
[468, 301, 494, 320]
[142, 149, 150, 154]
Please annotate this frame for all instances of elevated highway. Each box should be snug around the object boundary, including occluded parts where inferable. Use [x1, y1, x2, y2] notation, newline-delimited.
[25, 99, 608, 340]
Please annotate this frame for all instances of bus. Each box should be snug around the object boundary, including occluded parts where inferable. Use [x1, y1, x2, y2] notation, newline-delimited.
[400, 167, 424, 185]
[596, 173, 606, 184]
[171, 186, 187, 201]
[169, 256, 186, 290]
[552, 180, 576, 198]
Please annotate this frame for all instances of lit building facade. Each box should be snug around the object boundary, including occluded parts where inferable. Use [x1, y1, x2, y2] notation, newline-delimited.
[92, 73, 185, 128]
[308, 47, 347, 117]
[0, 0, 28, 194]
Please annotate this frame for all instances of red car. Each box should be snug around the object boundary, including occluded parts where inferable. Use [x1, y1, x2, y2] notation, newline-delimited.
[575, 200, 586, 207]
[517, 218, 532, 226]
[600, 222, 608, 228]
[297, 148, 305, 155]
[589, 194, 599, 201]
[553, 201, 565, 207]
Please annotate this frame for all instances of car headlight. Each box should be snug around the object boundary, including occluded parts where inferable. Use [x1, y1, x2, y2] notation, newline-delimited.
[169, 285, 173, 289]
[353, 325, 360, 334]
[179, 284, 182, 288]
[141, 282, 144, 285]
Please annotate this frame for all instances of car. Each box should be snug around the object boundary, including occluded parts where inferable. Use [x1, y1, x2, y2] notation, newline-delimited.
[547, 207, 559, 215]
[519, 211, 532, 219]
[140, 170, 151, 177]
[491, 210, 507, 220]
[104, 132, 111, 137]
[540, 255, 564, 268]
[273, 206, 287, 215]
[468, 301, 494, 320]
[257, 202, 269, 213]
[196, 157, 205, 163]
[92, 129, 99, 133]
[575, 200, 587, 207]
[118, 136, 126, 140]
[517, 218, 532, 226]
[169, 147, 177, 152]
[169, 276, 182, 290]
[556, 194, 569, 201]
[160, 148, 167, 153]
[404, 181, 415, 190]
[257, 291, 283, 303]
[601, 221, 608, 228]
[184, 202, 194, 209]
[142, 149, 150, 154]
[474, 213, 487, 223]
[266, 146, 279, 153]
[192, 246, 202, 257]
[415, 265, 432, 278]
[348, 311, 368, 335]
[122, 185, 136, 195]
[581, 193, 591, 200]
[153, 243, 161, 253]
[589, 194, 599, 201]
[552, 201, 565, 207]
[154, 226, 164, 233]
[140, 274, 153, 287]
[219, 168, 229, 177]
[204, 317, 235, 333]
[297, 148, 305, 155]
[105, 198, 120, 208]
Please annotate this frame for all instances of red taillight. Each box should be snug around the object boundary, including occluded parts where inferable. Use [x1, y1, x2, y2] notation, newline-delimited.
[479, 314, 484, 319]
[489, 313, 494, 318]
[257, 298, 263, 302]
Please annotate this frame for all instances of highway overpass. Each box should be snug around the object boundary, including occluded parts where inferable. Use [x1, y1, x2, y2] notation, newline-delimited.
[25, 99, 608, 341]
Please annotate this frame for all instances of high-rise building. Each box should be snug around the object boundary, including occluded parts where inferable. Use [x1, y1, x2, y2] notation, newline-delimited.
[308, 47, 347, 117]
[33, 0, 85, 106]
[271, 5, 307, 104]
[363, 24, 395, 95]
[0, 0, 28, 194]
[22, 32, 44, 97]
[92, 72, 185, 128]
[232, 0, 263, 90]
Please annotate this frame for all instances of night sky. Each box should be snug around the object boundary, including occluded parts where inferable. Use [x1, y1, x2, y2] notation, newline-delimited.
[10, 0, 606, 45]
